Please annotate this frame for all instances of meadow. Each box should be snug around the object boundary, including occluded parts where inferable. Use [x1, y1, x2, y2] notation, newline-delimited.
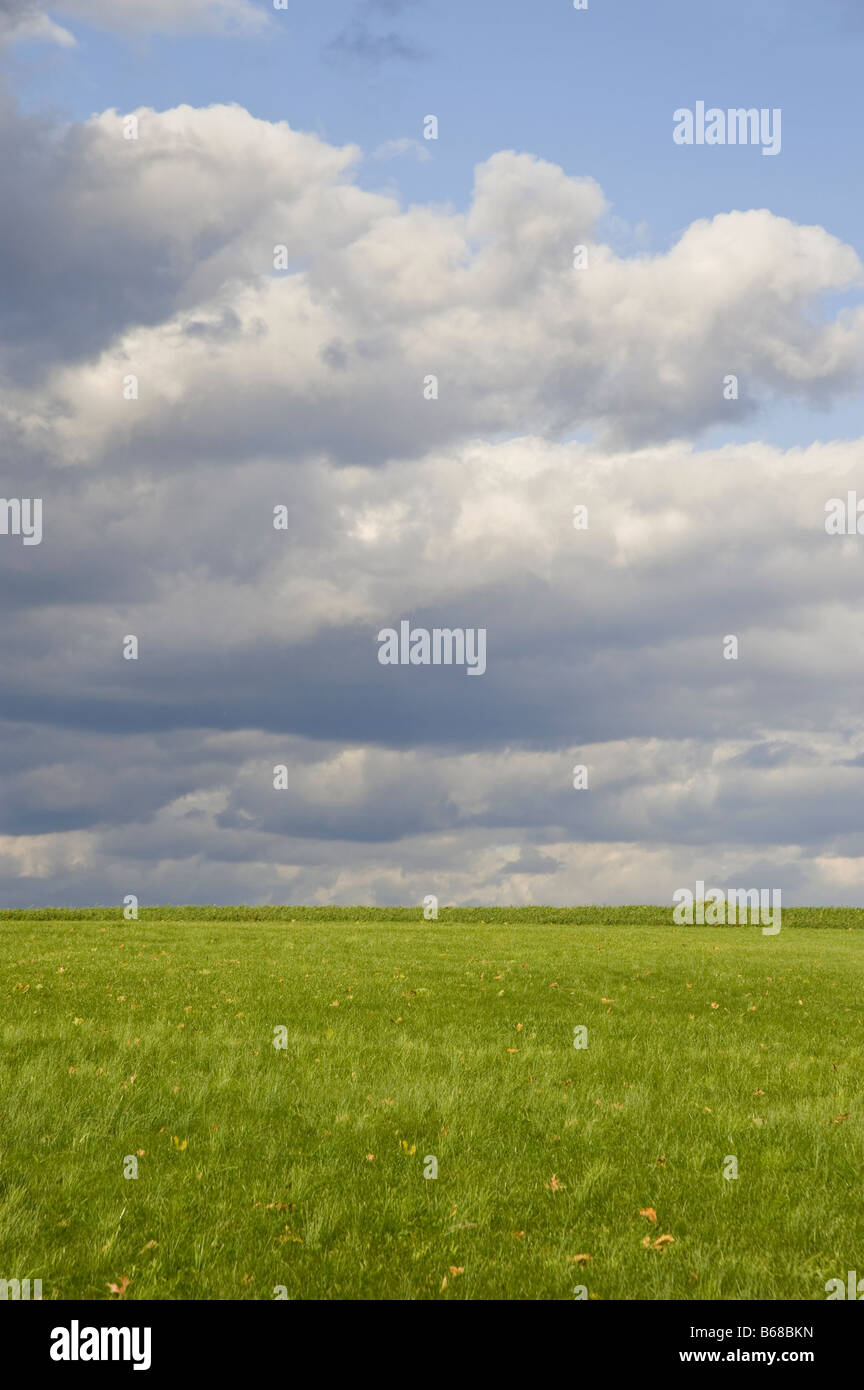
[1, 910, 861, 1300]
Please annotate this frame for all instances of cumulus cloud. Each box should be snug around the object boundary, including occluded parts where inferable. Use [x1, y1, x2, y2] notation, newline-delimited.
[3, 105, 862, 465]
[3, 98, 864, 905]
[0, 102, 373, 378]
[0, 0, 268, 41]
[5, 430, 864, 904]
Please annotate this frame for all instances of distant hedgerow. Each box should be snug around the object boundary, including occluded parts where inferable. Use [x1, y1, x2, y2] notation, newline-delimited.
[0, 905, 862, 927]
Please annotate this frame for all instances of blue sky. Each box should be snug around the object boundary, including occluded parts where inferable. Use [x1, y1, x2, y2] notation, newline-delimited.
[6, 1, 862, 244]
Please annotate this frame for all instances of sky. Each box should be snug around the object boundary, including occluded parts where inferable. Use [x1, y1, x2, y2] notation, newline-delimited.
[1, 0, 864, 907]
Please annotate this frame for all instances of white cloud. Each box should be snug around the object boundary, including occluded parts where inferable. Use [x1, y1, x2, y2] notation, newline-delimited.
[4, 101, 864, 903]
[9, 108, 858, 464]
[371, 137, 432, 163]
[0, 0, 269, 41]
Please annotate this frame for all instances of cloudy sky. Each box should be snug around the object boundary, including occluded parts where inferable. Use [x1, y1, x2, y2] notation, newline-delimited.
[2, 0, 864, 908]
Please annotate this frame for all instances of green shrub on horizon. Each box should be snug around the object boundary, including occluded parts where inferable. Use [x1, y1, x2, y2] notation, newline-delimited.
[1, 904, 864, 926]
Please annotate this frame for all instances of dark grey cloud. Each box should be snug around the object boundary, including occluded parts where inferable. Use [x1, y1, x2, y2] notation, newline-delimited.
[324, 25, 426, 68]
[0, 0, 39, 28]
[728, 741, 809, 769]
[0, 100, 369, 381]
[0, 99, 226, 379]
[322, 0, 428, 69]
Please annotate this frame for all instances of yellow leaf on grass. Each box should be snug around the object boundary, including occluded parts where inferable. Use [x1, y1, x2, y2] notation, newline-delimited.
[640, 1207, 658, 1224]
[643, 1233, 675, 1251]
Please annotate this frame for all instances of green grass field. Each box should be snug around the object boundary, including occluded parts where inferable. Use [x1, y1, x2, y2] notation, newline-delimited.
[1, 912, 862, 1300]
